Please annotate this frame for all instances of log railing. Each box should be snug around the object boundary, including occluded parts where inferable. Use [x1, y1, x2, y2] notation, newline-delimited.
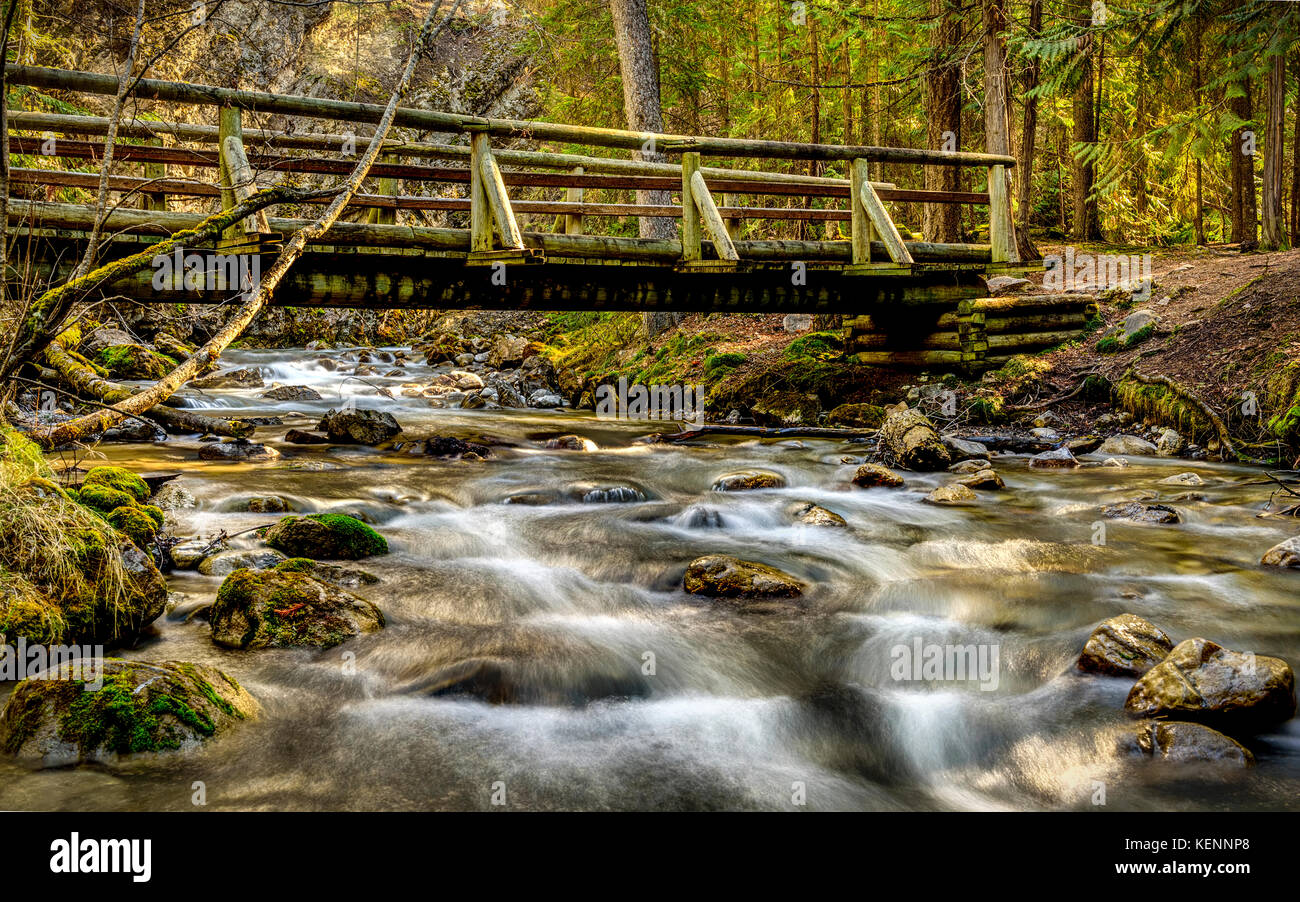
[5, 65, 1020, 267]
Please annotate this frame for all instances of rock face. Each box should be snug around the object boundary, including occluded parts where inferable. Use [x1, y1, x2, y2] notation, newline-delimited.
[851, 463, 905, 488]
[1097, 434, 1158, 456]
[711, 470, 786, 492]
[926, 484, 977, 505]
[1102, 501, 1181, 524]
[789, 502, 846, 528]
[1261, 537, 1300, 569]
[0, 659, 259, 766]
[1134, 721, 1254, 766]
[683, 555, 804, 600]
[879, 407, 951, 471]
[262, 514, 388, 560]
[318, 408, 401, 445]
[1077, 614, 1174, 678]
[209, 560, 385, 649]
[1125, 638, 1296, 732]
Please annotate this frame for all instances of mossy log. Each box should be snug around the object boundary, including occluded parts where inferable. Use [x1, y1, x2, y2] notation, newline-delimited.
[878, 406, 952, 470]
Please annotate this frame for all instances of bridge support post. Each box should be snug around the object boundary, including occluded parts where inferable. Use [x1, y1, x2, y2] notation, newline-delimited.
[369, 152, 397, 225]
[680, 151, 702, 263]
[141, 137, 167, 212]
[565, 166, 584, 235]
[722, 192, 743, 241]
[987, 163, 1019, 263]
[217, 106, 243, 249]
[850, 158, 874, 264]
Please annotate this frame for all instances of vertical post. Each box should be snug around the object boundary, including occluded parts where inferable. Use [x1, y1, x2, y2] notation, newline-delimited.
[217, 106, 242, 248]
[681, 151, 702, 262]
[370, 152, 397, 225]
[988, 163, 1019, 263]
[850, 158, 872, 264]
[722, 191, 743, 241]
[469, 131, 493, 253]
[142, 137, 167, 212]
[565, 166, 584, 235]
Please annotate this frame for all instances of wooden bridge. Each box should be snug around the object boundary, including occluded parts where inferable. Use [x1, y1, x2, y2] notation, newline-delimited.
[4, 65, 1094, 371]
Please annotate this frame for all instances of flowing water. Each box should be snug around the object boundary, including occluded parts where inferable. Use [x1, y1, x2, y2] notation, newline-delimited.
[4, 347, 1299, 811]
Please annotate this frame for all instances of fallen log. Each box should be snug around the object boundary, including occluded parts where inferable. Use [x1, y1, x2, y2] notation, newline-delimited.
[879, 407, 952, 470]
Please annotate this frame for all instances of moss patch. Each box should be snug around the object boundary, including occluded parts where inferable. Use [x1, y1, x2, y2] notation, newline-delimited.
[83, 466, 150, 502]
[262, 514, 388, 560]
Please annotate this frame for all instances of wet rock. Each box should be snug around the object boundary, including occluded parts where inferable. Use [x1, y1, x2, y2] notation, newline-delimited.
[220, 495, 296, 513]
[306, 340, 333, 351]
[789, 502, 847, 528]
[197, 548, 287, 577]
[198, 440, 280, 462]
[209, 560, 385, 650]
[1029, 427, 1059, 442]
[169, 539, 211, 570]
[546, 434, 598, 452]
[0, 659, 259, 766]
[260, 385, 321, 401]
[676, 506, 725, 528]
[948, 459, 989, 474]
[943, 437, 990, 461]
[318, 408, 401, 445]
[78, 327, 136, 357]
[1125, 638, 1296, 732]
[925, 484, 978, 505]
[1261, 536, 1300, 569]
[579, 485, 646, 504]
[1029, 447, 1079, 469]
[826, 403, 886, 428]
[488, 378, 527, 409]
[954, 468, 1005, 490]
[711, 470, 786, 492]
[1102, 457, 1130, 468]
[1156, 428, 1186, 457]
[1133, 721, 1254, 766]
[405, 435, 494, 459]
[191, 367, 264, 389]
[1097, 434, 1158, 456]
[751, 391, 821, 426]
[285, 429, 330, 445]
[528, 389, 564, 408]
[1102, 501, 1181, 524]
[683, 554, 804, 600]
[851, 463, 905, 488]
[488, 334, 531, 369]
[1065, 435, 1104, 455]
[448, 371, 484, 391]
[1077, 614, 1174, 678]
[504, 491, 559, 506]
[1158, 471, 1204, 486]
[262, 514, 389, 560]
[879, 407, 951, 471]
[101, 418, 166, 443]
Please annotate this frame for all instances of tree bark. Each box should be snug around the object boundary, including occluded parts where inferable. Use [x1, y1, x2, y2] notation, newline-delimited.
[1193, 11, 1206, 245]
[1291, 51, 1300, 242]
[1262, 51, 1287, 250]
[982, 0, 1022, 261]
[922, 0, 963, 243]
[1015, 0, 1042, 258]
[35, 0, 464, 448]
[1071, 1, 1101, 241]
[1230, 78, 1258, 245]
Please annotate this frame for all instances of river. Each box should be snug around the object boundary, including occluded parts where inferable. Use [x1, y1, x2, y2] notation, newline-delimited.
[3, 346, 1298, 811]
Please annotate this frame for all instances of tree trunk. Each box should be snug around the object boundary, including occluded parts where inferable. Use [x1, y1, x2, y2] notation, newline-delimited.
[1291, 51, 1300, 242]
[982, 0, 1021, 261]
[880, 406, 952, 471]
[35, 0, 463, 448]
[1231, 78, 1258, 245]
[1015, 0, 1042, 258]
[1193, 11, 1206, 245]
[1071, 1, 1101, 241]
[922, 0, 962, 243]
[1262, 51, 1287, 250]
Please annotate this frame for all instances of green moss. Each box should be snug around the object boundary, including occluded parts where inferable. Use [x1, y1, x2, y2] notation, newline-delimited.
[139, 504, 165, 529]
[1095, 336, 1121, 354]
[274, 558, 315, 573]
[83, 466, 150, 503]
[703, 352, 747, 375]
[1113, 376, 1214, 441]
[783, 331, 843, 362]
[211, 566, 377, 649]
[76, 483, 136, 514]
[106, 506, 158, 548]
[1124, 323, 1155, 348]
[263, 514, 388, 560]
[0, 569, 66, 645]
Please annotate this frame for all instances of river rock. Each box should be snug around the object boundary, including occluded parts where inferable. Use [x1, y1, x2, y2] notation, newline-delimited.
[1133, 721, 1254, 766]
[789, 502, 847, 528]
[1030, 427, 1059, 442]
[948, 459, 989, 474]
[209, 560, 385, 649]
[197, 548, 287, 577]
[528, 390, 564, 408]
[198, 440, 280, 461]
[879, 407, 951, 471]
[192, 367, 264, 389]
[260, 385, 322, 401]
[1261, 536, 1300, 568]
[1156, 428, 1186, 456]
[488, 378, 527, 409]
[285, 429, 330, 444]
[405, 435, 494, 459]
[578, 485, 646, 503]
[683, 554, 804, 600]
[1077, 614, 1174, 678]
[1102, 457, 1130, 468]
[169, 539, 211, 570]
[943, 436, 990, 461]
[546, 434, 597, 452]
[0, 659, 259, 766]
[1158, 471, 1204, 486]
[488, 334, 531, 369]
[1102, 501, 1181, 524]
[318, 408, 401, 445]
[1125, 638, 1297, 732]
[826, 403, 885, 428]
[711, 470, 786, 491]
[1028, 447, 1079, 469]
[78, 327, 137, 357]
[448, 371, 483, 390]
[151, 481, 196, 510]
[263, 513, 389, 560]
[926, 484, 978, 505]
[1097, 434, 1158, 456]
[851, 463, 905, 488]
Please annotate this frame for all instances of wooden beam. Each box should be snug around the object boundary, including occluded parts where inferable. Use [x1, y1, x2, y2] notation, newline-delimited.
[988, 164, 1019, 263]
[370, 153, 397, 225]
[681, 151, 702, 263]
[220, 134, 271, 236]
[141, 137, 167, 211]
[565, 166, 584, 235]
[850, 158, 872, 264]
[858, 177, 914, 264]
[722, 192, 742, 240]
[690, 169, 739, 261]
[217, 107, 245, 245]
[469, 132, 493, 253]
[476, 138, 524, 250]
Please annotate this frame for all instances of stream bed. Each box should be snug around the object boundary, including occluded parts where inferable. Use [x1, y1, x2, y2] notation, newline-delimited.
[4, 347, 1299, 811]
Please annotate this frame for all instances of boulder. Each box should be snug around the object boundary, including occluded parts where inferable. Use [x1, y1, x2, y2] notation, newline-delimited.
[1102, 501, 1181, 524]
[943, 436, 991, 461]
[1029, 447, 1080, 469]
[448, 371, 484, 391]
[750, 391, 821, 427]
[151, 481, 196, 510]
[1076, 614, 1173, 678]
[1133, 721, 1254, 766]
[488, 334, 531, 369]
[260, 385, 322, 401]
[407, 435, 494, 459]
[1156, 428, 1186, 456]
[262, 514, 389, 560]
[78, 327, 136, 358]
[851, 463, 905, 488]
[197, 549, 287, 577]
[879, 407, 951, 471]
[318, 408, 401, 445]
[1125, 638, 1296, 732]
[527, 390, 564, 408]
[1097, 434, 1158, 456]
[789, 502, 847, 528]
[285, 429, 330, 445]
[95, 344, 175, 380]
[209, 560, 385, 649]
[1261, 536, 1300, 569]
[683, 554, 804, 600]
[948, 459, 989, 474]
[1102, 457, 1130, 468]
[925, 484, 978, 505]
[954, 468, 1005, 490]
[198, 440, 280, 462]
[826, 403, 886, 429]
[0, 659, 259, 766]
[711, 470, 786, 491]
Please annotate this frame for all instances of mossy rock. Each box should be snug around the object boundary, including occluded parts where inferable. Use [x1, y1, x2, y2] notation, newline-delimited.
[83, 466, 150, 503]
[106, 506, 160, 548]
[0, 569, 66, 645]
[262, 514, 389, 560]
[827, 403, 885, 428]
[76, 483, 136, 514]
[209, 561, 385, 649]
[683, 554, 804, 601]
[95, 344, 176, 380]
[0, 659, 259, 767]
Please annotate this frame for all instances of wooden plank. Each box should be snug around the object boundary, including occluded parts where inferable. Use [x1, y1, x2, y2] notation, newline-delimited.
[141, 137, 167, 211]
[469, 132, 493, 253]
[690, 169, 738, 261]
[217, 107, 244, 245]
[477, 139, 524, 250]
[986, 329, 1082, 350]
[850, 158, 872, 264]
[858, 178, 914, 264]
[852, 350, 966, 366]
[565, 166, 584, 235]
[681, 151, 702, 263]
[370, 153, 397, 225]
